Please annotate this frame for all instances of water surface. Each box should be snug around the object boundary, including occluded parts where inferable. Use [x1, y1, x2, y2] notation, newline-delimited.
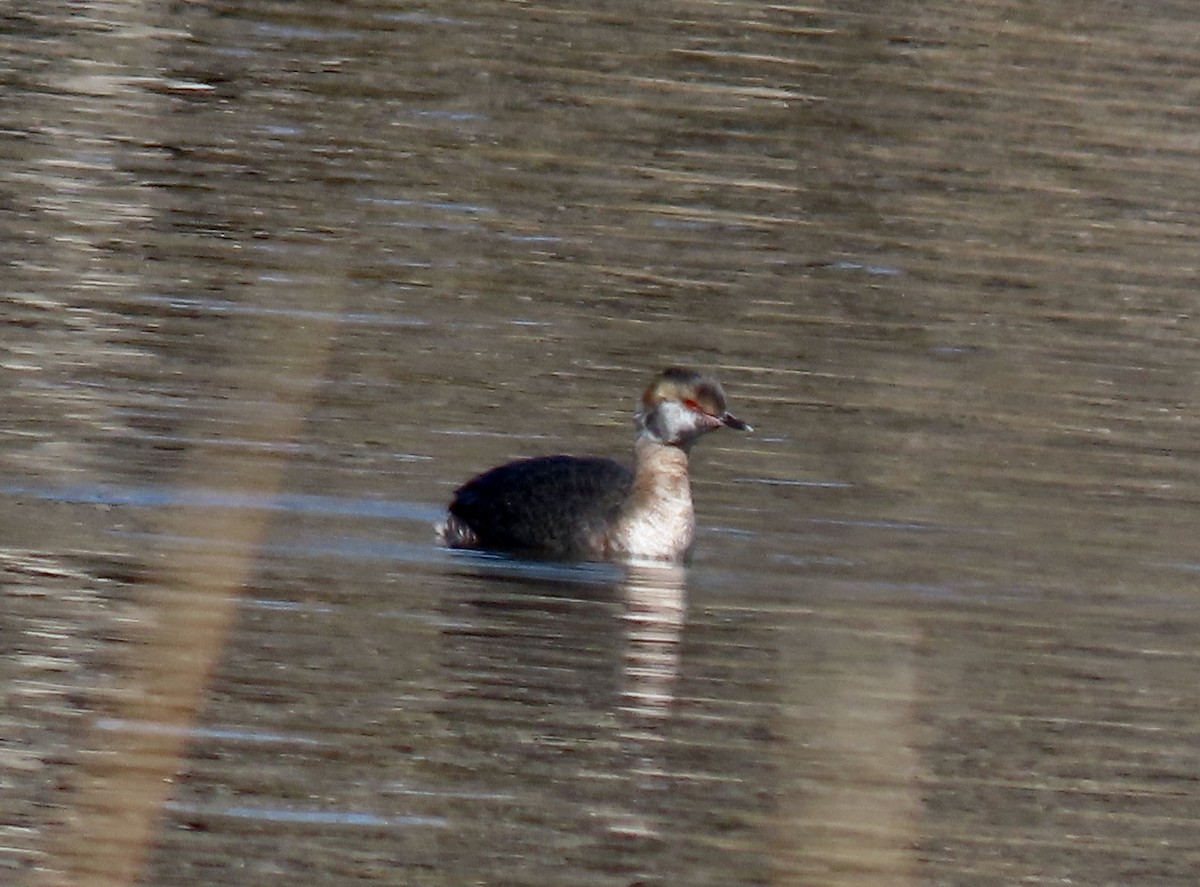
[4, 3, 1200, 886]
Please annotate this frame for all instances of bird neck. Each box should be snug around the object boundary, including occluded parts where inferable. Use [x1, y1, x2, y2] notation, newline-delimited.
[632, 435, 692, 500]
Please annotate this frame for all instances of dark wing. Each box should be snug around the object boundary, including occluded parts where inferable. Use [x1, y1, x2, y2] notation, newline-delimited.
[448, 455, 633, 558]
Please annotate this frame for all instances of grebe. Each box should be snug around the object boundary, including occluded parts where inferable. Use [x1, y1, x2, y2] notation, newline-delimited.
[437, 367, 750, 561]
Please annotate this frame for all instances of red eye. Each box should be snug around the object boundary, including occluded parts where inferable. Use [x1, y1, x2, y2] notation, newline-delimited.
[683, 398, 700, 411]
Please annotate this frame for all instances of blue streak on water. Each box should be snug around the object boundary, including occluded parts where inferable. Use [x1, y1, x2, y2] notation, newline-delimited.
[256, 123, 304, 137]
[378, 11, 475, 26]
[386, 784, 514, 800]
[166, 801, 448, 828]
[825, 259, 904, 276]
[357, 195, 495, 215]
[241, 597, 336, 613]
[106, 528, 449, 567]
[1, 482, 443, 522]
[1159, 561, 1200, 573]
[96, 717, 330, 747]
[500, 233, 562, 243]
[251, 23, 365, 41]
[408, 109, 488, 122]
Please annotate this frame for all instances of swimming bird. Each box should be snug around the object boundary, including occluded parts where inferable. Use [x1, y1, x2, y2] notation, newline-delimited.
[437, 367, 750, 561]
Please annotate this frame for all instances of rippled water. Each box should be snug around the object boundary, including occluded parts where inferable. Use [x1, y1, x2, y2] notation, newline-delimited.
[4, 3, 1200, 886]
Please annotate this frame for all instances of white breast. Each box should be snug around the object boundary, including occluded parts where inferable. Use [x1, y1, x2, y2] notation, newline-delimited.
[609, 489, 695, 561]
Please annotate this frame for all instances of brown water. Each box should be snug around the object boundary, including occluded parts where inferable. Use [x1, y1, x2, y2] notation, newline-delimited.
[4, 2, 1200, 886]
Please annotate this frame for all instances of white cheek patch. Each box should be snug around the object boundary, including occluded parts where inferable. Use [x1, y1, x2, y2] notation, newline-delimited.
[656, 399, 692, 427]
[642, 398, 722, 444]
[652, 400, 703, 442]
